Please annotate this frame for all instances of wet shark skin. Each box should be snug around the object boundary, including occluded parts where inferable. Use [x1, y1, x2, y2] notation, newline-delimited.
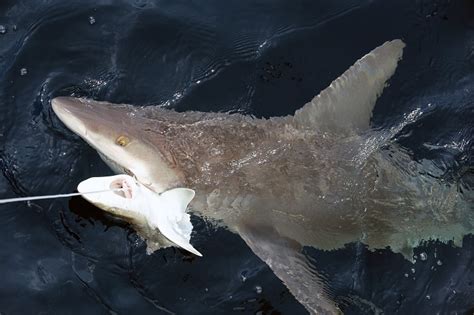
[51, 40, 472, 314]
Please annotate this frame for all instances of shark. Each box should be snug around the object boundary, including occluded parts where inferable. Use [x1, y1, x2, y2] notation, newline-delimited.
[51, 40, 472, 314]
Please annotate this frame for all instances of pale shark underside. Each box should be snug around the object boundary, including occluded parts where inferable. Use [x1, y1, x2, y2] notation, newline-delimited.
[52, 40, 472, 314]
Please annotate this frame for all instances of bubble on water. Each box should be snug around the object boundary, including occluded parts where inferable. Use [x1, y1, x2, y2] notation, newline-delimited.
[426, 295, 431, 300]
[89, 16, 96, 25]
[0, 25, 7, 34]
[240, 272, 247, 282]
[436, 260, 443, 266]
[411, 268, 416, 274]
[419, 252, 427, 261]
[255, 285, 262, 294]
[404, 273, 409, 278]
[20, 68, 27, 76]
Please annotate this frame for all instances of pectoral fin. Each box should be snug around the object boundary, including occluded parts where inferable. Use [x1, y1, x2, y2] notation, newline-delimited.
[237, 223, 341, 315]
[294, 39, 405, 134]
[148, 188, 203, 257]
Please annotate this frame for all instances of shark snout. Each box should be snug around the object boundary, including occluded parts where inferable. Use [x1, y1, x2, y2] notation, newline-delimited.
[52, 96, 86, 119]
[52, 97, 91, 137]
[51, 97, 75, 122]
[51, 96, 122, 139]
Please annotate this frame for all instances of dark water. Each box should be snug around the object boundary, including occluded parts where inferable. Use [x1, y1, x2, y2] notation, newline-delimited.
[0, 0, 473, 314]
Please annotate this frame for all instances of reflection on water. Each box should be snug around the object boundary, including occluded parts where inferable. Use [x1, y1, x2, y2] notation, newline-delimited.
[0, 0, 472, 313]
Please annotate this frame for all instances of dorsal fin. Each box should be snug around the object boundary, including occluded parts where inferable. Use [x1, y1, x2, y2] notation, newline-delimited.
[293, 39, 405, 134]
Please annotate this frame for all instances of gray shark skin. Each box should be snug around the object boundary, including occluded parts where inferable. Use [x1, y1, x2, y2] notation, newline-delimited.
[51, 40, 472, 314]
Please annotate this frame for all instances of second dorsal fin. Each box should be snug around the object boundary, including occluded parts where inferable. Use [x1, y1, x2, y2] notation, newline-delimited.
[293, 39, 405, 134]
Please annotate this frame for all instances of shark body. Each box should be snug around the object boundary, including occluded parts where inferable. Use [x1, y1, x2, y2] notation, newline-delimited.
[51, 40, 472, 314]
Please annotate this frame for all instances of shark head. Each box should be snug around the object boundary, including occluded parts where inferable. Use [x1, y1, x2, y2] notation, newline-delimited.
[53, 97, 202, 256]
[52, 96, 184, 194]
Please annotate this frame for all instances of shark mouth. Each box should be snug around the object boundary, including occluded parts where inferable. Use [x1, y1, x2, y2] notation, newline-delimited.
[109, 177, 134, 199]
[77, 174, 202, 256]
[78, 175, 138, 208]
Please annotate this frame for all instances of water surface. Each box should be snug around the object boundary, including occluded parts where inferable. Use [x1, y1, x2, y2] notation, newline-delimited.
[0, 0, 473, 313]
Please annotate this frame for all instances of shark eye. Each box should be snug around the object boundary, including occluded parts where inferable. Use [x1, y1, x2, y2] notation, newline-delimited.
[116, 135, 130, 147]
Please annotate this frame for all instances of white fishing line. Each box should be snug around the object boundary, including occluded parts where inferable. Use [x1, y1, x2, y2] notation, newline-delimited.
[0, 188, 126, 204]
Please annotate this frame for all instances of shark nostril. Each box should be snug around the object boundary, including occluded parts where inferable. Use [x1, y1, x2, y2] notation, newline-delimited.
[110, 178, 133, 199]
